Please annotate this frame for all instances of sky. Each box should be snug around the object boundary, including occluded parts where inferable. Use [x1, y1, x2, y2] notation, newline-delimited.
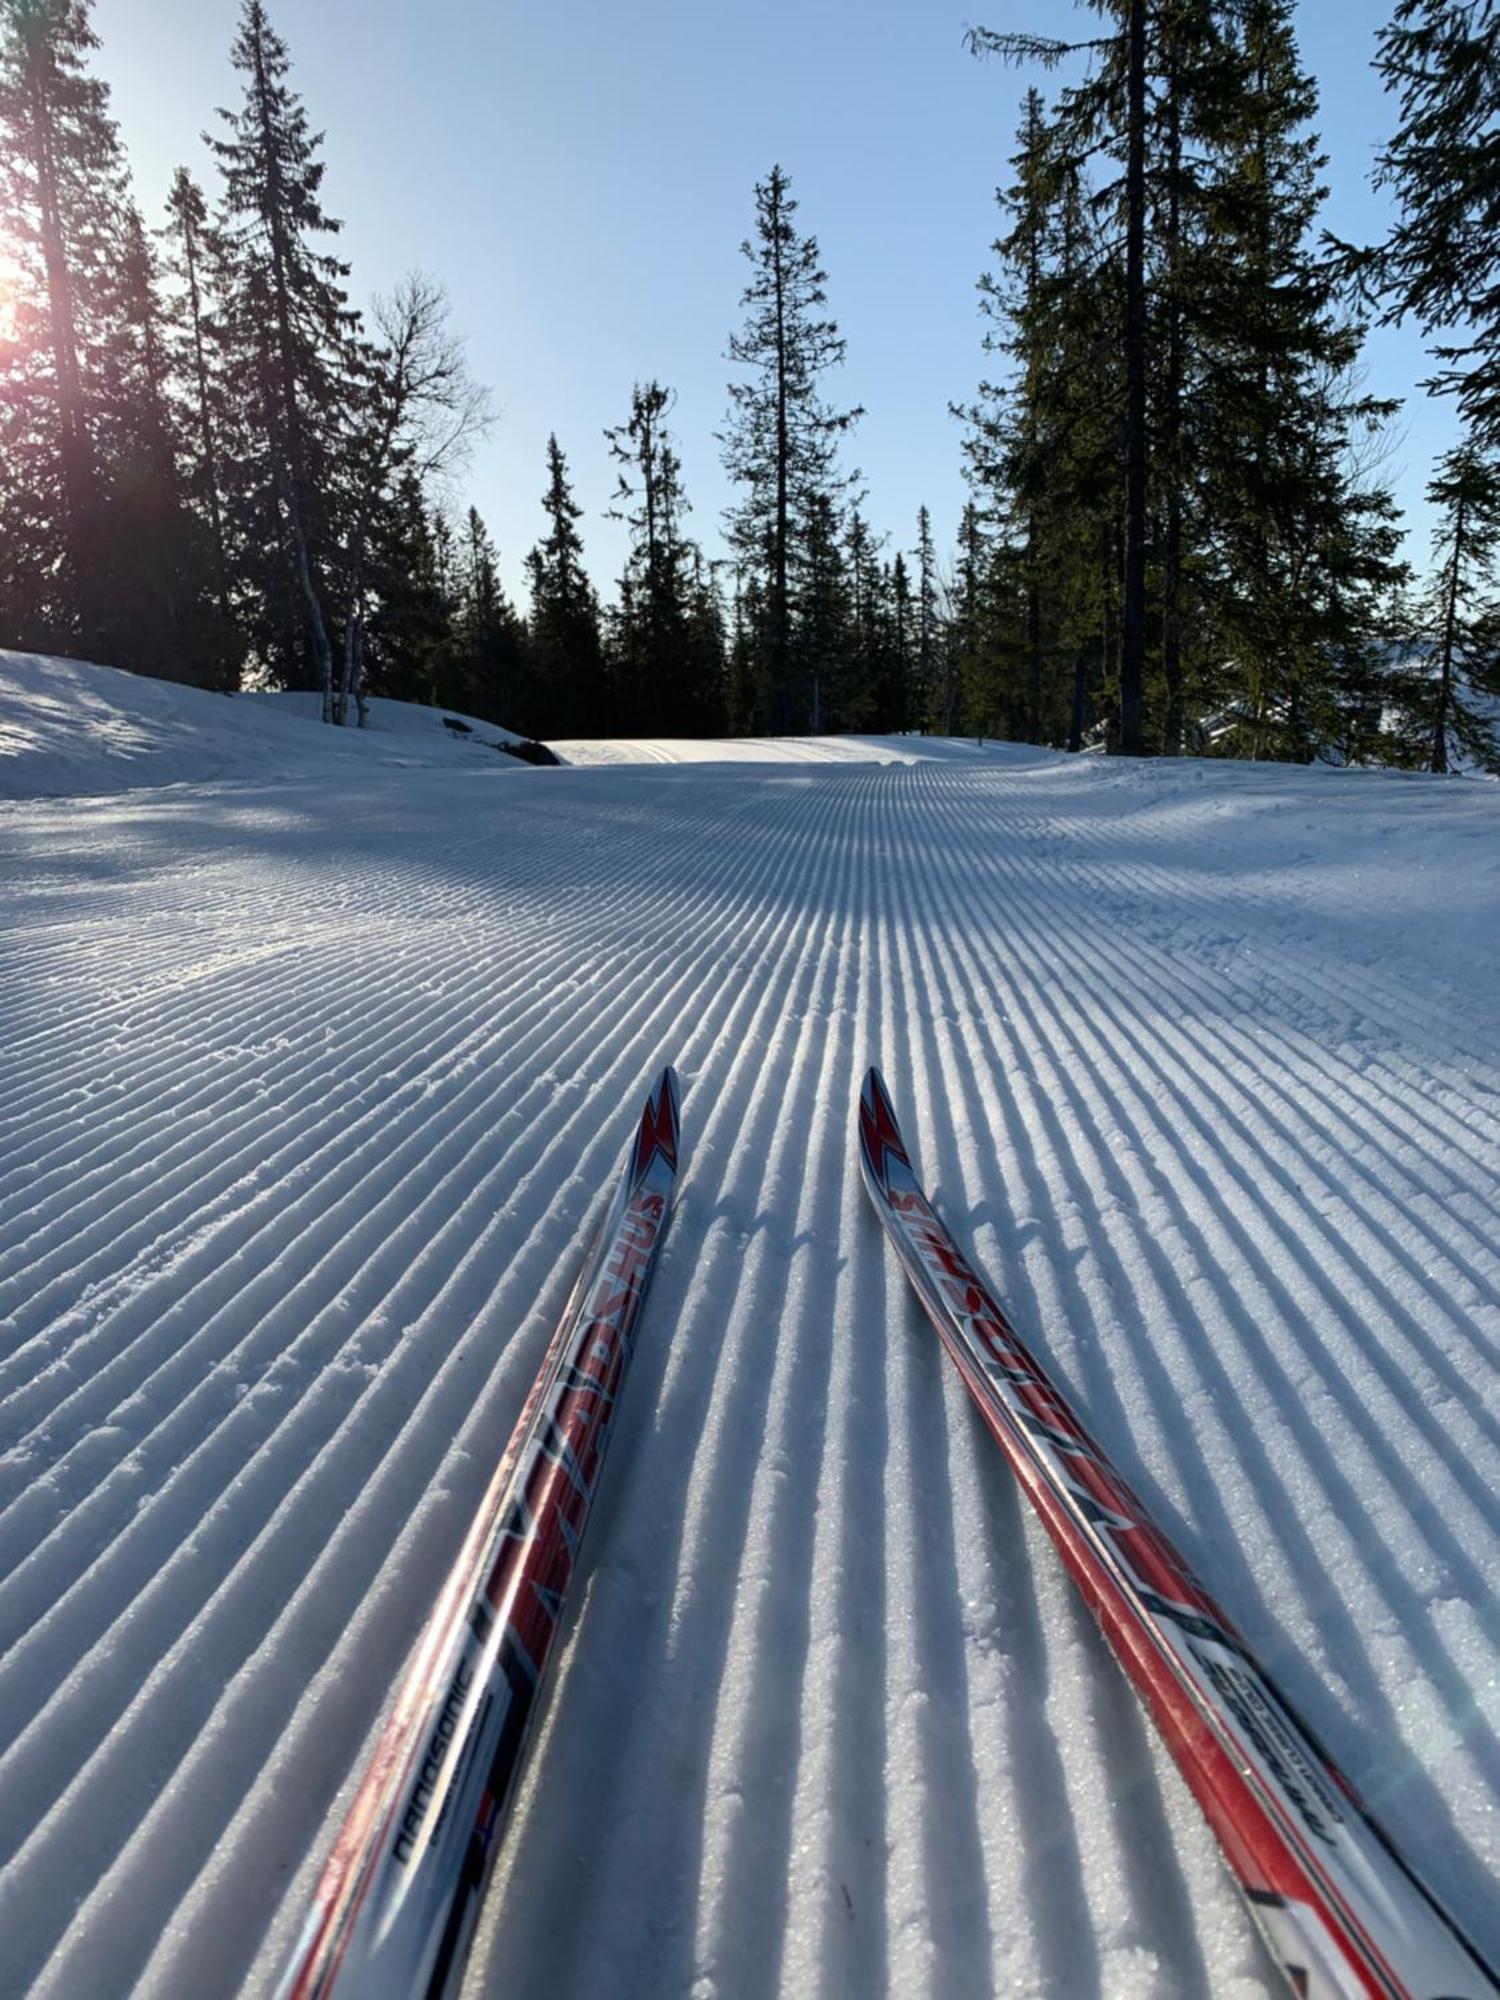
[93, 0, 1462, 606]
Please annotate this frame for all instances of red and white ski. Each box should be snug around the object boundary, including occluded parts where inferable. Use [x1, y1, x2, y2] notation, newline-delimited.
[279, 1067, 682, 2000]
[859, 1066, 1497, 2000]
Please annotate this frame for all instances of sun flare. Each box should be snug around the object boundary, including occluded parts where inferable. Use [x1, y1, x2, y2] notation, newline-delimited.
[0, 248, 21, 347]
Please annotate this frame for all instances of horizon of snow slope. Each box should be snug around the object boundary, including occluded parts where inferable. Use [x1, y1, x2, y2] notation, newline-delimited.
[0, 685, 1498, 1998]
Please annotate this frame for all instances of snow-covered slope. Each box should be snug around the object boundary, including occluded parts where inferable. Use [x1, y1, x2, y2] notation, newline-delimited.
[0, 715, 1497, 1998]
[0, 650, 526, 799]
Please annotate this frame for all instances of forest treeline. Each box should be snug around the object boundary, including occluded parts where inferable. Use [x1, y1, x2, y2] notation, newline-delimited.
[1, 0, 1496, 764]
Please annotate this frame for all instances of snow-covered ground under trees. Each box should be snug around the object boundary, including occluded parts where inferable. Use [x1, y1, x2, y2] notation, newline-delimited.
[1, 655, 1499, 1999]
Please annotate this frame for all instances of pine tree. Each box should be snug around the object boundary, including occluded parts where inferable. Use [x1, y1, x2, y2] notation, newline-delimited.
[526, 434, 605, 736]
[722, 164, 861, 731]
[209, 0, 356, 712]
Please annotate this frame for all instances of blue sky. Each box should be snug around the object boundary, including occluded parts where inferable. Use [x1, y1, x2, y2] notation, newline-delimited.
[95, 0, 1460, 605]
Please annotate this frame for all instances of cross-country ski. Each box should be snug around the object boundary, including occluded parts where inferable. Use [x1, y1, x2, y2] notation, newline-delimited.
[859, 1066, 1499, 2000]
[276, 1069, 681, 2000]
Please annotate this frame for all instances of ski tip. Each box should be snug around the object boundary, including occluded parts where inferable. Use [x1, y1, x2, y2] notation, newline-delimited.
[630, 1065, 680, 1187]
[858, 1067, 912, 1192]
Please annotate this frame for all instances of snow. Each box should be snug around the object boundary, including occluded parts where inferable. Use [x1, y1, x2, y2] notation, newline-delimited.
[1, 658, 1499, 1997]
[0, 650, 526, 800]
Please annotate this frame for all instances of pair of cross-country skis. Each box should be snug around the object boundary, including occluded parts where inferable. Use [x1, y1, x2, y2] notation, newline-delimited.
[276, 1068, 1498, 2000]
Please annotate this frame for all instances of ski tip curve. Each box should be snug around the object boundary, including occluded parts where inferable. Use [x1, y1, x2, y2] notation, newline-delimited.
[858, 1067, 913, 1195]
[630, 1065, 681, 1187]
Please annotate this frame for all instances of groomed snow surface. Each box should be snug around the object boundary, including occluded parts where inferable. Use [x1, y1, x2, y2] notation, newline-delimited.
[1, 655, 1498, 1998]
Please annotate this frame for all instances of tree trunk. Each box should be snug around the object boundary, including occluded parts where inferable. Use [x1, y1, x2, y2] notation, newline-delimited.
[177, 209, 233, 632]
[23, 38, 98, 644]
[1118, 0, 1148, 755]
[251, 17, 337, 718]
[772, 186, 791, 732]
[1161, 30, 1184, 756]
[1431, 487, 1465, 775]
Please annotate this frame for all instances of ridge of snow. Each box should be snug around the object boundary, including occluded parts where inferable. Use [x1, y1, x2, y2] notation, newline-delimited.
[0, 651, 526, 802]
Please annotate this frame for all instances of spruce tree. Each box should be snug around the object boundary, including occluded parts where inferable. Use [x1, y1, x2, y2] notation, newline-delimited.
[1197, 0, 1406, 760]
[1395, 446, 1500, 770]
[969, 11, 1154, 752]
[98, 203, 228, 684]
[161, 166, 235, 650]
[967, 0, 1405, 761]
[449, 506, 529, 728]
[0, 0, 128, 653]
[209, 0, 356, 712]
[842, 507, 884, 727]
[525, 434, 605, 737]
[359, 470, 452, 707]
[877, 553, 915, 731]
[722, 164, 861, 731]
[605, 380, 719, 731]
[913, 505, 941, 731]
[1363, 0, 1500, 449]
[797, 491, 853, 734]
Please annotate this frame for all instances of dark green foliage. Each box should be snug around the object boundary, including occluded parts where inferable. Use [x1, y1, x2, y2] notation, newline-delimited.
[0, 0, 225, 676]
[1390, 446, 1500, 769]
[606, 381, 724, 734]
[208, 0, 356, 710]
[1364, 0, 1500, 447]
[722, 165, 861, 730]
[449, 505, 530, 728]
[912, 507, 942, 731]
[358, 470, 456, 707]
[525, 434, 606, 737]
[1195, 0, 1408, 761]
[964, 0, 1409, 763]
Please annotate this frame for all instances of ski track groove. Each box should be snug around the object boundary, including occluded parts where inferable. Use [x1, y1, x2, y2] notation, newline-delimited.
[0, 777, 842, 1886]
[0, 751, 1495, 1997]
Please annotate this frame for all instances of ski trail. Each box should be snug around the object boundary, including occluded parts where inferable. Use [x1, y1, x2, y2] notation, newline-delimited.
[0, 749, 1495, 1998]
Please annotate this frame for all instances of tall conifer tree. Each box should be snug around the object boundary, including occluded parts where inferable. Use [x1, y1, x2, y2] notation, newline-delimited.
[1363, 0, 1500, 449]
[526, 434, 605, 736]
[161, 166, 235, 651]
[210, 0, 355, 712]
[1396, 445, 1500, 769]
[722, 164, 860, 730]
[606, 380, 720, 732]
[0, 0, 128, 652]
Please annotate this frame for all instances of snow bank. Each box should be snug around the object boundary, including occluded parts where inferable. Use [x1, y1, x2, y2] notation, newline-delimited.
[0, 651, 526, 801]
